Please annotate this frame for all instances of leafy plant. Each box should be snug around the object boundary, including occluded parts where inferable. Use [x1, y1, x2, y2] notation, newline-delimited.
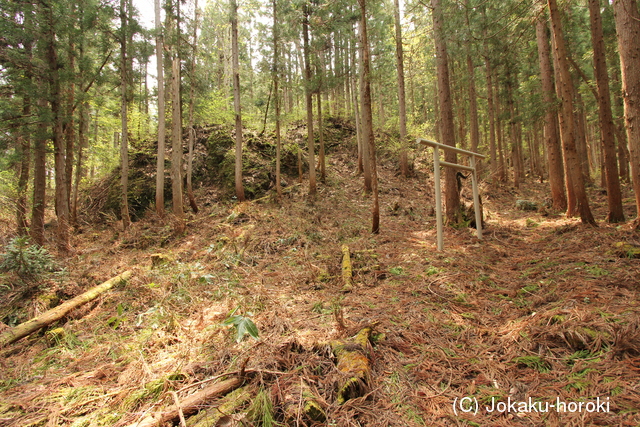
[106, 303, 126, 329]
[0, 236, 55, 281]
[223, 307, 260, 343]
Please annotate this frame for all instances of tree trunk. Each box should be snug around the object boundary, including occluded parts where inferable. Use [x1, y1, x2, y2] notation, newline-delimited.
[17, 98, 31, 236]
[171, 55, 184, 226]
[574, 89, 592, 184]
[64, 35, 76, 211]
[589, 0, 624, 222]
[432, 0, 460, 224]
[302, 4, 316, 196]
[120, 0, 131, 230]
[496, 106, 506, 182]
[507, 68, 521, 188]
[613, 0, 640, 226]
[72, 102, 88, 226]
[536, 12, 567, 211]
[31, 97, 48, 246]
[351, 34, 364, 175]
[359, 0, 379, 233]
[16, 1, 34, 237]
[45, 3, 72, 252]
[273, 0, 282, 198]
[170, 0, 185, 231]
[155, 0, 166, 217]
[359, 24, 371, 192]
[231, 0, 245, 202]
[317, 92, 326, 182]
[186, 0, 199, 214]
[465, 2, 479, 162]
[484, 44, 497, 177]
[548, 0, 596, 225]
[393, 0, 409, 177]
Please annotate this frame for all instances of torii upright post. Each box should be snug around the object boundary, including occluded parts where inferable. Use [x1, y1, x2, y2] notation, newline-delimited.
[418, 138, 485, 250]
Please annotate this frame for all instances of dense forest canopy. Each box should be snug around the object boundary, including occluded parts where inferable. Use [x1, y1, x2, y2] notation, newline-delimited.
[1, 0, 640, 240]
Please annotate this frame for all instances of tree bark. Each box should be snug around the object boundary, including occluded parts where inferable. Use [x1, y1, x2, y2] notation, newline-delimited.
[589, 0, 624, 222]
[350, 33, 364, 175]
[273, 0, 282, 198]
[155, 0, 166, 217]
[613, 0, 640, 226]
[186, 0, 199, 214]
[45, 3, 72, 252]
[302, 4, 316, 196]
[0, 271, 133, 347]
[359, 0, 379, 233]
[31, 97, 48, 246]
[432, 0, 460, 223]
[72, 102, 88, 226]
[231, 0, 245, 201]
[394, 0, 409, 177]
[536, 12, 566, 211]
[548, 0, 596, 225]
[317, 92, 326, 182]
[331, 327, 373, 404]
[506, 68, 522, 188]
[64, 46, 75, 211]
[120, 0, 131, 230]
[125, 377, 242, 427]
[17, 95, 31, 236]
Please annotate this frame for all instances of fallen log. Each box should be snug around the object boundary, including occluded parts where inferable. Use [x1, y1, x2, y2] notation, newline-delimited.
[331, 327, 373, 404]
[125, 377, 243, 427]
[0, 270, 133, 347]
[187, 386, 251, 427]
[341, 245, 353, 293]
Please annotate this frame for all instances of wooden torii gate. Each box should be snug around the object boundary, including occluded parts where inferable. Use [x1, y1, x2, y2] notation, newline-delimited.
[418, 138, 486, 251]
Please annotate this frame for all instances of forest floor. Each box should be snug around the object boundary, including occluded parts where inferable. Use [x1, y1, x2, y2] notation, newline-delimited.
[1, 133, 640, 427]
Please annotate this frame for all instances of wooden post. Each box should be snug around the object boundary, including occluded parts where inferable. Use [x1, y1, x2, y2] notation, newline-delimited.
[433, 146, 443, 251]
[470, 156, 482, 240]
[419, 138, 485, 250]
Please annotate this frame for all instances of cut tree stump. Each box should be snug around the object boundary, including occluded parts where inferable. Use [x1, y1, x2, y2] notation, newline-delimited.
[125, 377, 243, 427]
[341, 244, 353, 293]
[0, 270, 133, 347]
[283, 380, 327, 423]
[330, 327, 373, 404]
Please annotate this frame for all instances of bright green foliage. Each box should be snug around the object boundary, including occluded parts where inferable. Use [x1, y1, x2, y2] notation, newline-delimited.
[223, 307, 260, 343]
[248, 387, 277, 426]
[0, 236, 56, 281]
[513, 355, 551, 373]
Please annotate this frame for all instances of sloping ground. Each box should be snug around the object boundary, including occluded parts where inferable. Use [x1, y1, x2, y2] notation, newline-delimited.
[1, 141, 640, 427]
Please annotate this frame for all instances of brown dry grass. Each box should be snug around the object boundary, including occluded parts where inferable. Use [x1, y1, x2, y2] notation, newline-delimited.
[1, 141, 639, 427]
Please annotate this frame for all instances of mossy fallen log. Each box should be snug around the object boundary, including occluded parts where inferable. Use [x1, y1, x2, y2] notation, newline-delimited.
[613, 242, 640, 259]
[0, 270, 133, 347]
[330, 327, 373, 404]
[283, 380, 326, 423]
[187, 386, 251, 427]
[125, 377, 243, 427]
[341, 244, 353, 293]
